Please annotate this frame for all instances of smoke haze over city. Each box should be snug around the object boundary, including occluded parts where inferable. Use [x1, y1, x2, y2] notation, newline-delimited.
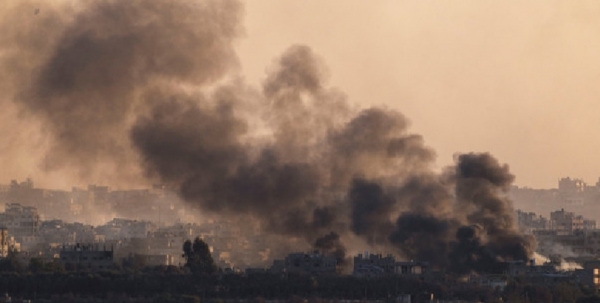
[4, 0, 599, 274]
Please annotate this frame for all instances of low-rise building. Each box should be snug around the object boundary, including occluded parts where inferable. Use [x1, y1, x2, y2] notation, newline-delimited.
[578, 260, 600, 289]
[272, 251, 337, 275]
[396, 261, 428, 275]
[353, 253, 396, 277]
[133, 253, 176, 267]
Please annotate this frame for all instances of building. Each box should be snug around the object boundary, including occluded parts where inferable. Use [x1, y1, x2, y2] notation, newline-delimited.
[578, 260, 600, 289]
[353, 252, 396, 277]
[470, 275, 509, 291]
[516, 210, 549, 231]
[352, 253, 429, 277]
[559, 177, 586, 195]
[584, 219, 597, 230]
[0, 228, 9, 258]
[556, 177, 600, 205]
[550, 209, 584, 234]
[133, 253, 176, 267]
[59, 243, 115, 271]
[396, 261, 428, 275]
[0, 228, 19, 257]
[0, 204, 40, 248]
[273, 251, 337, 275]
[97, 218, 157, 240]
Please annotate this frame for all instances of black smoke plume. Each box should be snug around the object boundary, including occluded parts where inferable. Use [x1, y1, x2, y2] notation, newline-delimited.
[1, 0, 534, 273]
[314, 232, 348, 270]
[387, 153, 535, 274]
[349, 178, 395, 245]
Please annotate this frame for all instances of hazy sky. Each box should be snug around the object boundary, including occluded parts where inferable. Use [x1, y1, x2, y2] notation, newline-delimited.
[236, 1, 600, 189]
[1, 0, 599, 190]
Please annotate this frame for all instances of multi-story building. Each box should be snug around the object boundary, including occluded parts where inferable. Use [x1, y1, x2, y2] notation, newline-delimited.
[96, 218, 157, 240]
[0, 203, 40, 248]
[0, 228, 19, 257]
[556, 177, 600, 205]
[559, 177, 587, 196]
[585, 219, 597, 230]
[516, 210, 549, 231]
[550, 209, 584, 234]
[59, 243, 115, 271]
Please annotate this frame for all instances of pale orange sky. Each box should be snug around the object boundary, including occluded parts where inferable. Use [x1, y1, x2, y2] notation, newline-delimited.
[236, 1, 600, 189]
[1, 0, 599, 190]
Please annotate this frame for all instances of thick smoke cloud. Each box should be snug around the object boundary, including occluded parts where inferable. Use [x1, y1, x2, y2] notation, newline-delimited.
[390, 214, 456, 269]
[1, 0, 535, 274]
[5, 0, 242, 183]
[349, 178, 395, 245]
[314, 232, 348, 270]
[388, 153, 535, 274]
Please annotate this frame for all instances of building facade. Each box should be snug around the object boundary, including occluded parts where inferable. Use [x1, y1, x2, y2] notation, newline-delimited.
[59, 244, 115, 270]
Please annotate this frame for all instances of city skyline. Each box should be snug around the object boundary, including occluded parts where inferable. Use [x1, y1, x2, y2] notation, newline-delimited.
[1, 1, 599, 301]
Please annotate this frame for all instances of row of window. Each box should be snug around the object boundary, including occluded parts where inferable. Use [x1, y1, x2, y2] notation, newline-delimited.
[61, 256, 112, 261]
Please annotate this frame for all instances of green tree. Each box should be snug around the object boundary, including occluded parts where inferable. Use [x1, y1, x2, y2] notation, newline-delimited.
[183, 237, 217, 274]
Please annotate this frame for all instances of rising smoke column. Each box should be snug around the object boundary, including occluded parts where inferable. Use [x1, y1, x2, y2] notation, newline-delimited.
[2, 0, 535, 273]
[131, 45, 352, 261]
[386, 153, 536, 274]
[450, 153, 535, 273]
[349, 178, 396, 246]
[314, 232, 348, 269]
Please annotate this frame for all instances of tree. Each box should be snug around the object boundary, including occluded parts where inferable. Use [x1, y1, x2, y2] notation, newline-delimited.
[0, 250, 24, 273]
[183, 237, 217, 274]
[577, 295, 600, 303]
[28, 257, 65, 273]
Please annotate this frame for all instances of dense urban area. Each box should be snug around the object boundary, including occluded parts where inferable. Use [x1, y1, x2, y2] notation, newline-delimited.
[0, 178, 599, 302]
[3, 0, 599, 301]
